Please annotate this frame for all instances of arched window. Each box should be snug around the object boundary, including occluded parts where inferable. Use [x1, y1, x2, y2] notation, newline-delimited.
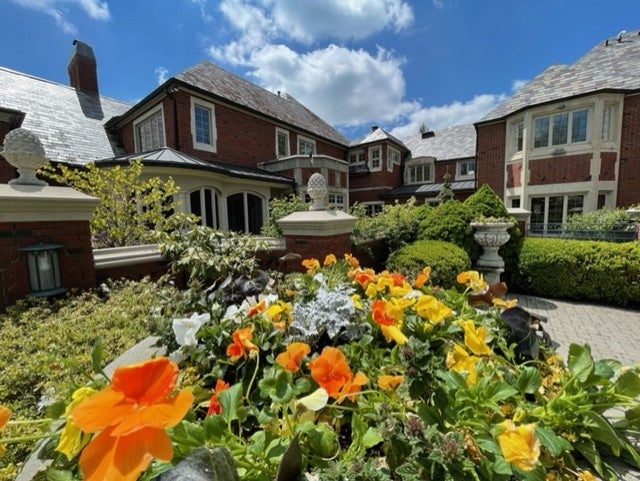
[227, 192, 264, 234]
[189, 187, 219, 228]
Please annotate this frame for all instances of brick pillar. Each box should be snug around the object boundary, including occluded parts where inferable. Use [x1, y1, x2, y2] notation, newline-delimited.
[277, 210, 356, 263]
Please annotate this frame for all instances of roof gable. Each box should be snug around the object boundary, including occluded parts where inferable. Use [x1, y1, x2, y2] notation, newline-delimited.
[352, 126, 408, 150]
[403, 124, 476, 161]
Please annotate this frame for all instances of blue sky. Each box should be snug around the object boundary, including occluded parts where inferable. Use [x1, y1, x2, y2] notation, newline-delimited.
[2, 0, 639, 141]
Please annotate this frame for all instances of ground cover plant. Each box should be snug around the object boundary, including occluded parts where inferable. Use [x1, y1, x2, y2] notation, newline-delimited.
[0, 279, 167, 481]
[4, 249, 640, 481]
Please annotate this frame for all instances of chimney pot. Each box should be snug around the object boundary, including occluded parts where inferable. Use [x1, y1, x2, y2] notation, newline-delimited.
[371, 125, 379, 131]
[68, 40, 99, 94]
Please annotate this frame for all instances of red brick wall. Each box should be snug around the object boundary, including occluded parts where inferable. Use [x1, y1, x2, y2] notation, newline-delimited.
[0, 220, 96, 311]
[284, 232, 352, 261]
[599, 152, 617, 181]
[528, 154, 591, 185]
[618, 94, 640, 207]
[476, 122, 506, 197]
[116, 93, 348, 167]
[506, 161, 522, 188]
[433, 160, 457, 182]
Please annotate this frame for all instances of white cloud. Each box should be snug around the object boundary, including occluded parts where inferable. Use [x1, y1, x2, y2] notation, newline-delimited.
[247, 44, 417, 127]
[191, 0, 213, 22]
[155, 66, 169, 85]
[10, 0, 110, 34]
[390, 93, 506, 139]
[512, 79, 528, 92]
[432, 0, 444, 8]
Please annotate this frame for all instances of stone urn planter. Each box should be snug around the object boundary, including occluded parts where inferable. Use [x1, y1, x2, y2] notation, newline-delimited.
[470, 221, 514, 284]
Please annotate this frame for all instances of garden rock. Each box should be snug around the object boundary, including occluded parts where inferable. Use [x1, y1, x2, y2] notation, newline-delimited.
[158, 447, 239, 481]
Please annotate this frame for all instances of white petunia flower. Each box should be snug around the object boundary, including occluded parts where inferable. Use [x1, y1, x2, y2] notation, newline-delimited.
[172, 312, 210, 346]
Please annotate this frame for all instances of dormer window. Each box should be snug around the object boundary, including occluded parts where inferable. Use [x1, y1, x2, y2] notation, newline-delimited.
[407, 162, 433, 184]
[369, 146, 381, 171]
[191, 97, 217, 152]
[134, 106, 165, 152]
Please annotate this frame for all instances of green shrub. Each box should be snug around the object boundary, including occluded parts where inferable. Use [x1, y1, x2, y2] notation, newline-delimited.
[0, 279, 166, 477]
[386, 240, 471, 288]
[261, 194, 310, 236]
[352, 198, 431, 252]
[418, 200, 479, 259]
[566, 207, 633, 231]
[514, 238, 640, 305]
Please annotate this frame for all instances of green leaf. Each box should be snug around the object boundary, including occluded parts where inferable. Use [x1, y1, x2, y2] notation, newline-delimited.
[203, 414, 228, 441]
[45, 469, 75, 481]
[486, 381, 518, 402]
[219, 383, 243, 424]
[535, 426, 572, 456]
[307, 423, 338, 458]
[517, 367, 542, 394]
[520, 464, 546, 481]
[568, 344, 594, 382]
[362, 427, 384, 449]
[170, 420, 206, 447]
[91, 338, 105, 375]
[593, 359, 621, 380]
[582, 411, 622, 456]
[614, 370, 640, 397]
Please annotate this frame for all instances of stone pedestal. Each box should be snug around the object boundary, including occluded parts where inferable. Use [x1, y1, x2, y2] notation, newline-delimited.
[471, 221, 514, 285]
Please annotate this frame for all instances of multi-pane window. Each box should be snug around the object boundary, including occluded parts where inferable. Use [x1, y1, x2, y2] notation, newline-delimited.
[533, 108, 588, 148]
[135, 109, 164, 152]
[191, 98, 216, 152]
[349, 151, 365, 163]
[189, 188, 218, 229]
[369, 147, 381, 170]
[227, 192, 263, 234]
[388, 147, 400, 171]
[602, 105, 616, 142]
[364, 202, 384, 216]
[328, 193, 345, 210]
[276, 129, 290, 157]
[530, 194, 585, 226]
[459, 159, 476, 177]
[407, 163, 431, 184]
[298, 136, 316, 155]
[516, 122, 524, 152]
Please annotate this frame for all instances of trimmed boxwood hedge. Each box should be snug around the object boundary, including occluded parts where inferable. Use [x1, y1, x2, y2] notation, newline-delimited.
[514, 237, 640, 306]
[386, 239, 471, 288]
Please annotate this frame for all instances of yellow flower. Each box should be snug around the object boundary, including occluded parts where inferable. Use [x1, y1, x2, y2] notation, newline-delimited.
[377, 375, 404, 391]
[414, 295, 452, 325]
[461, 320, 492, 355]
[456, 271, 488, 292]
[351, 294, 363, 310]
[446, 343, 479, 385]
[496, 420, 540, 472]
[0, 405, 11, 457]
[56, 387, 98, 460]
[302, 258, 320, 275]
[344, 253, 360, 268]
[577, 471, 597, 481]
[264, 301, 292, 328]
[380, 325, 408, 345]
[492, 298, 518, 309]
[323, 254, 337, 266]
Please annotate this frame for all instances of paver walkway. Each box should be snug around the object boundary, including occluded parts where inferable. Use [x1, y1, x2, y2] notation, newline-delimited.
[514, 294, 640, 481]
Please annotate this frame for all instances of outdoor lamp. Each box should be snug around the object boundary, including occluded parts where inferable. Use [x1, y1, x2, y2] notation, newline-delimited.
[19, 243, 66, 297]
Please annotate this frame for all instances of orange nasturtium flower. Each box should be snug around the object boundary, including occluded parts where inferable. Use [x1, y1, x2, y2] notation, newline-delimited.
[206, 379, 230, 416]
[226, 326, 259, 361]
[340, 372, 369, 402]
[378, 374, 405, 391]
[308, 347, 354, 399]
[276, 342, 311, 373]
[247, 299, 267, 317]
[461, 320, 492, 356]
[323, 253, 337, 266]
[344, 253, 360, 268]
[496, 420, 541, 472]
[70, 357, 193, 481]
[302, 258, 320, 275]
[414, 266, 432, 288]
[0, 405, 11, 457]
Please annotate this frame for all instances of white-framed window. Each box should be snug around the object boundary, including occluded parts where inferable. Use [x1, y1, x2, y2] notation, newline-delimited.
[276, 128, 290, 157]
[349, 150, 365, 164]
[369, 147, 381, 171]
[387, 147, 400, 171]
[134, 106, 165, 152]
[457, 159, 476, 178]
[406, 163, 432, 184]
[227, 192, 264, 235]
[297, 136, 316, 155]
[515, 121, 524, 152]
[189, 187, 219, 229]
[530, 194, 585, 226]
[602, 104, 617, 142]
[328, 193, 345, 210]
[190, 97, 217, 152]
[533, 108, 588, 148]
[363, 202, 384, 216]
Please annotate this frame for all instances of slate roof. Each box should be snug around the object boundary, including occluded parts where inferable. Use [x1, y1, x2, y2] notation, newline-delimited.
[382, 180, 475, 198]
[98, 147, 294, 185]
[0, 67, 130, 164]
[481, 29, 640, 122]
[352, 126, 408, 150]
[403, 124, 476, 161]
[174, 62, 349, 147]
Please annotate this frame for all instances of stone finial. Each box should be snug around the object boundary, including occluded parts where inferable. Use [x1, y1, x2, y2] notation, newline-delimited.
[1, 128, 48, 186]
[307, 173, 327, 211]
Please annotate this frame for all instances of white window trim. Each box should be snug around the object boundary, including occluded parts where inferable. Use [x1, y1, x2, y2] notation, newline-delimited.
[532, 107, 590, 150]
[387, 146, 400, 172]
[275, 128, 290, 157]
[456, 159, 476, 180]
[363, 201, 384, 216]
[349, 149, 365, 164]
[297, 135, 316, 155]
[405, 159, 434, 184]
[369, 146, 382, 172]
[190, 97, 217, 153]
[133, 104, 165, 152]
[188, 186, 220, 229]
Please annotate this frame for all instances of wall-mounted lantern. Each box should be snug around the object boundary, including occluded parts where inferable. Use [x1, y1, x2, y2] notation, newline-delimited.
[19, 243, 66, 297]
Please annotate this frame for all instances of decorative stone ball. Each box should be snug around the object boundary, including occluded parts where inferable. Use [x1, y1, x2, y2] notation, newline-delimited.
[1, 128, 46, 170]
[307, 173, 328, 210]
[307, 173, 327, 192]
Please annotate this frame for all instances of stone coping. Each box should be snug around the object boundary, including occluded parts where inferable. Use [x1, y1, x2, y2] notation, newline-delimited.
[0, 184, 98, 222]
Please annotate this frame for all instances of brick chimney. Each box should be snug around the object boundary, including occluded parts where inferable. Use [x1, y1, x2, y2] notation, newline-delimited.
[68, 40, 99, 94]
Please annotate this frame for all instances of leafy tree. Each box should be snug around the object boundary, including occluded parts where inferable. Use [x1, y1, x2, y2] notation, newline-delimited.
[261, 193, 309, 236]
[40, 159, 181, 248]
[436, 172, 454, 204]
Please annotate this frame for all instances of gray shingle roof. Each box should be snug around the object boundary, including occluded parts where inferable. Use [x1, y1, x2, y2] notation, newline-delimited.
[0, 67, 130, 164]
[175, 62, 349, 147]
[481, 30, 640, 122]
[402, 124, 476, 161]
[97, 147, 294, 184]
[352, 126, 408, 150]
[382, 179, 475, 198]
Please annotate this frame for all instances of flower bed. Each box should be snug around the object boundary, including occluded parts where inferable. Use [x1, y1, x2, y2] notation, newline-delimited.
[4, 255, 640, 481]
